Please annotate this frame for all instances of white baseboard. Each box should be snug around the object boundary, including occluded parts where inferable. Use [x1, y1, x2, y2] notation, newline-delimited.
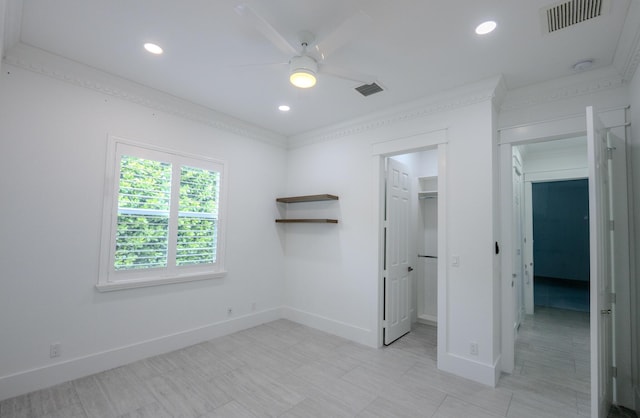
[0, 308, 283, 402]
[417, 314, 438, 326]
[438, 351, 500, 387]
[282, 306, 376, 347]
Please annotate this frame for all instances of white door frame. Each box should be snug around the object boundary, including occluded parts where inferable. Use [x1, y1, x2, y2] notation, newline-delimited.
[500, 115, 594, 375]
[372, 129, 448, 349]
[499, 108, 630, 416]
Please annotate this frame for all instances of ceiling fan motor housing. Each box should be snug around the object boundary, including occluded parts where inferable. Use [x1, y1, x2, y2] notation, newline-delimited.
[289, 55, 319, 88]
[289, 55, 318, 74]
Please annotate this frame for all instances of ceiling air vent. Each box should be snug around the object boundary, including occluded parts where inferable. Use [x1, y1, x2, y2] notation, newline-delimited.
[355, 82, 384, 97]
[542, 0, 608, 33]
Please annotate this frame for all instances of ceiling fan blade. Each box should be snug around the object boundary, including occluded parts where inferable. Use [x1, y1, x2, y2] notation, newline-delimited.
[314, 10, 372, 60]
[319, 64, 377, 85]
[229, 61, 288, 69]
[234, 3, 298, 56]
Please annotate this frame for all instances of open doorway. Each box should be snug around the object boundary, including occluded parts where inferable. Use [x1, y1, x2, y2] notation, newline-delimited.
[512, 137, 592, 412]
[502, 123, 633, 414]
[517, 137, 590, 316]
[374, 131, 448, 360]
[382, 148, 439, 346]
[530, 178, 590, 312]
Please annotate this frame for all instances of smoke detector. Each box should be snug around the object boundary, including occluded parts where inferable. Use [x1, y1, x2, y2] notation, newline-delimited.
[572, 59, 594, 72]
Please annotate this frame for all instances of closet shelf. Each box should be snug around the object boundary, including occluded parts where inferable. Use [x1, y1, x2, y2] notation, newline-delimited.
[275, 194, 339, 224]
[276, 194, 339, 203]
[275, 219, 338, 224]
[418, 191, 437, 199]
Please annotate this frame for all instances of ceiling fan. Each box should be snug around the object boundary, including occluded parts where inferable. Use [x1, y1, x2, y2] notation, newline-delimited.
[234, 3, 378, 89]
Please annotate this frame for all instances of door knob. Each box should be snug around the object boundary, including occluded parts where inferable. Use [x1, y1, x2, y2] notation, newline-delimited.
[600, 309, 612, 315]
[408, 266, 414, 272]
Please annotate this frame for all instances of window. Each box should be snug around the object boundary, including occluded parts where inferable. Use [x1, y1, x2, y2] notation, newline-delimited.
[98, 137, 227, 291]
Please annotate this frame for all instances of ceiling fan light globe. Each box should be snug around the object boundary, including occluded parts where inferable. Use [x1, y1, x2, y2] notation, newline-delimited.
[290, 70, 317, 88]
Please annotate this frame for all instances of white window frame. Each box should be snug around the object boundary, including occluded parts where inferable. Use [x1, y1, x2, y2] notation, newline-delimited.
[97, 136, 228, 291]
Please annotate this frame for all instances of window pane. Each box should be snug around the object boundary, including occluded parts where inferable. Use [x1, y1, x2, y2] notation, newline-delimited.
[115, 156, 171, 270]
[177, 166, 219, 266]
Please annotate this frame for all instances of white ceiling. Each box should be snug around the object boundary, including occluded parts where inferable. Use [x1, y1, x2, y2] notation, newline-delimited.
[3, 0, 638, 137]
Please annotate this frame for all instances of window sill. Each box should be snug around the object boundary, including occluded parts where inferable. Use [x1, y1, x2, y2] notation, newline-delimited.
[95, 271, 227, 292]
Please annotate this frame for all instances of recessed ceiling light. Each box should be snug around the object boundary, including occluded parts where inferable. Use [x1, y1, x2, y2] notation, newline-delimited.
[475, 21, 497, 35]
[144, 43, 163, 55]
[278, 105, 290, 112]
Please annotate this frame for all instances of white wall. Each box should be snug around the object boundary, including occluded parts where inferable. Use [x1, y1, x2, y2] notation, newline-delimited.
[628, 64, 640, 412]
[0, 64, 287, 400]
[283, 79, 502, 385]
[520, 138, 588, 174]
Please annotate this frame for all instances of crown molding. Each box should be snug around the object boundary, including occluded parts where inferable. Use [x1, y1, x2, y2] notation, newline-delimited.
[288, 76, 504, 149]
[500, 68, 625, 113]
[2, 0, 22, 53]
[3, 42, 288, 148]
[613, 0, 640, 82]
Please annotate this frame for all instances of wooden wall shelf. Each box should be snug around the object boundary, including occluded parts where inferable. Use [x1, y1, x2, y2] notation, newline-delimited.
[275, 219, 338, 224]
[275, 194, 339, 224]
[276, 194, 339, 203]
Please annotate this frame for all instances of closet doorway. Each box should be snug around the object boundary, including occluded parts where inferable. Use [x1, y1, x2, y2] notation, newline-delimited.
[382, 148, 439, 346]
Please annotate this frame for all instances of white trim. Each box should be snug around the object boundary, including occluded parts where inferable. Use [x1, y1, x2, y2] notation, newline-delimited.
[2, 43, 287, 147]
[2, 0, 22, 53]
[0, 307, 284, 402]
[436, 143, 448, 372]
[98, 135, 228, 289]
[500, 68, 624, 113]
[280, 307, 375, 347]
[289, 76, 502, 148]
[499, 143, 515, 375]
[371, 129, 448, 156]
[499, 108, 628, 145]
[524, 168, 589, 183]
[95, 271, 227, 292]
[417, 314, 437, 326]
[500, 115, 586, 145]
[438, 352, 501, 387]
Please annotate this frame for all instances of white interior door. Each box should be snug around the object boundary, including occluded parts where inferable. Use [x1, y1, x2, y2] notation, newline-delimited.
[513, 161, 525, 330]
[384, 157, 412, 345]
[587, 106, 613, 418]
[606, 131, 632, 407]
[523, 181, 534, 315]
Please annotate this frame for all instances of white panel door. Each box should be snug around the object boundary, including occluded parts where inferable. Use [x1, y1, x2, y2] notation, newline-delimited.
[512, 163, 525, 331]
[384, 158, 411, 345]
[607, 131, 632, 406]
[587, 106, 613, 418]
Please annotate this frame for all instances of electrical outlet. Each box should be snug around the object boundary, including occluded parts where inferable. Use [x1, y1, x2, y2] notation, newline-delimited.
[50, 342, 61, 358]
[227, 307, 233, 316]
[470, 342, 479, 356]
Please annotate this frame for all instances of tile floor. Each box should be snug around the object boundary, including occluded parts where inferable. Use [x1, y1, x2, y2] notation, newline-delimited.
[0, 307, 617, 418]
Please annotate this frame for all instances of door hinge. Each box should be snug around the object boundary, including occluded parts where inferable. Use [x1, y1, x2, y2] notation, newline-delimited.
[606, 147, 615, 160]
[609, 220, 615, 231]
[382, 320, 388, 329]
[612, 366, 617, 378]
